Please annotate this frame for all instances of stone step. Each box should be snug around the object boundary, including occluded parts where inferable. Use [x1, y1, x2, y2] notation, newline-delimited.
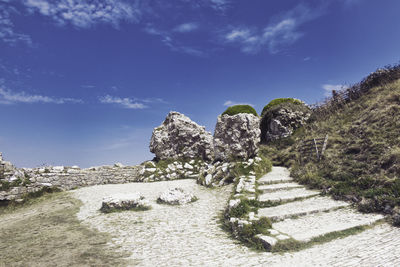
[258, 188, 320, 203]
[257, 196, 350, 221]
[258, 166, 293, 185]
[273, 208, 384, 242]
[258, 182, 304, 193]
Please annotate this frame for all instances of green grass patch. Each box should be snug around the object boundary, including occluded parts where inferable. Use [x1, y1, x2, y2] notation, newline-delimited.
[0, 192, 130, 266]
[100, 205, 152, 213]
[261, 98, 303, 116]
[222, 105, 258, 116]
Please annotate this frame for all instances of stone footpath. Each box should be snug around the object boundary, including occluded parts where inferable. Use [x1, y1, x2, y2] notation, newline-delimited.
[254, 167, 384, 246]
[73, 179, 400, 266]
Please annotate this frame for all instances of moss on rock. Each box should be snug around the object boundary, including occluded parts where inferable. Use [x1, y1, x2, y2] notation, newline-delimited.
[261, 98, 303, 116]
[222, 105, 258, 116]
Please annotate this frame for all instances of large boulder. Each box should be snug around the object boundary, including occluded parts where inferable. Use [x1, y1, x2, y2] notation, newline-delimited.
[213, 113, 261, 161]
[150, 112, 214, 161]
[157, 188, 197, 205]
[100, 193, 150, 213]
[260, 102, 310, 143]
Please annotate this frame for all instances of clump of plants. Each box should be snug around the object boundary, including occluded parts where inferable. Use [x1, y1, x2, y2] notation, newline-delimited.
[261, 98, 303, 116]
[222, 105, 258, 116]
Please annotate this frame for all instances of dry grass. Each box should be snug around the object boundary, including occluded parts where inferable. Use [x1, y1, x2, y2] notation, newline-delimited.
[0, 192, 130, 266]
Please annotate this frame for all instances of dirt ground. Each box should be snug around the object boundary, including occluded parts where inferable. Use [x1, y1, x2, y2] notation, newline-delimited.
[0, 192, 131, 267]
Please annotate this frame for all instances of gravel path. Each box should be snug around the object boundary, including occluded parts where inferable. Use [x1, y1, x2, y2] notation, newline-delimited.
[73, 179, 400, 266]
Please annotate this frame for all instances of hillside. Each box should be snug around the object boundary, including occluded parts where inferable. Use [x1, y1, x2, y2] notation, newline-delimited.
[261, 66, 400, 223]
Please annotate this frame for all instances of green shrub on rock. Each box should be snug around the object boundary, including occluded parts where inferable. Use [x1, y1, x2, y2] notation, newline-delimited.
[222, 105, 258, 116]
[261, 98, 303, 116]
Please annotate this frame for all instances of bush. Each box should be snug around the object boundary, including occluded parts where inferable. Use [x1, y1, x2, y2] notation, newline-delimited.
[222, 105, 258, 116]
[261, 98, 303, 116]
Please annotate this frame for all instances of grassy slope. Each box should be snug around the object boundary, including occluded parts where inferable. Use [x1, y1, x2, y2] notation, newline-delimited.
[0, 192, 130, 266]
[261, 79, 400, 216]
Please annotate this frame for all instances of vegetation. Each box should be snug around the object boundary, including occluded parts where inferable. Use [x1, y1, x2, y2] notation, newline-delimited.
[271, 222, 380, 253]
[261, 68, 400, 218]
[261, 98, 303, 116]
[222, 105, 258, 116]
[100, 205, 151, 213]
[0, 192, 130, 266]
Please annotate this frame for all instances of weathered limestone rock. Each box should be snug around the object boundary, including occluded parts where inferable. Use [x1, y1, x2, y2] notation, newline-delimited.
[100, 193, 150, 213]
[260, 105, 310, 143]
[157, 188, 197, 205]
[197, 161, 236, 187]
[150, 112, 214, 161]
[213, 114, 261, 161]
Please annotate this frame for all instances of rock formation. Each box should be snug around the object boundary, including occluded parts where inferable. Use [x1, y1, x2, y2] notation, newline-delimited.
[150, 112, 214, 161]
[100, 193, 150, 213]
[260, 104, 310, 143]
[213, 113, 261, 161]
[157, 188, 197, 205]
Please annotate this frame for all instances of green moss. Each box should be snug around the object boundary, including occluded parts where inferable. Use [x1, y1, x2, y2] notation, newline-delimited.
[100, 205, 151, 214]
[261, 98, 303, 116]
[229, 200, 253, 218]
[222, 105, 258, 116]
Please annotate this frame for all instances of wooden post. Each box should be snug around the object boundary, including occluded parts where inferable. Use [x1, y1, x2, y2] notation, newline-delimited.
[313, 138, 319, 160]
[321, 134, 329, 159]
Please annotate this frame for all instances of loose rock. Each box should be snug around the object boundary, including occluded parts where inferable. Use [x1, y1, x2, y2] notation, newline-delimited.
[157, 188, 197, 205]
[100, 193, 150, 213]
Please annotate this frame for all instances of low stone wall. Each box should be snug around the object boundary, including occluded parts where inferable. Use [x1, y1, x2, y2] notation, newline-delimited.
[0, 164, 144, 202]
[0, 158, 232, 203]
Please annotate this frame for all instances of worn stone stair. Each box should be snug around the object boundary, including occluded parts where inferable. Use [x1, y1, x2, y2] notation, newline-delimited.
[254, 166, 385, 249]
[258, 187, 320, 203]
[258, 182, 303, 193]
[258, 167, 293, 184]
[257, 196, 350, 222]
[273, 208, 384, 242]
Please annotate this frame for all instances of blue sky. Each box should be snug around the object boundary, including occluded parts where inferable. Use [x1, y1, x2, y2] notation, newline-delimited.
[1, 0, 400, 168]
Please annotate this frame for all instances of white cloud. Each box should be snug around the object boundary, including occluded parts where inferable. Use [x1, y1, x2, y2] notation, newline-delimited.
[208, 0, 230, 11]
[144, 24, 205, 56]
[81, 84, 95, 89]
[174, 22, 199, 33]
[0, 5, 33, 45]
[223, 100, 254, 107]
[23, 0, 142, 28]
[0, 86, 83, 104]
[224, 3, 324, 54]
[99, 95, 147, 109]
[322, 84, 348, 97]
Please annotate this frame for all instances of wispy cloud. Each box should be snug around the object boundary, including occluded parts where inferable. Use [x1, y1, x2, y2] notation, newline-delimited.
[322, 84, 348, 97]
[0, 86, 83, 104]
[223, 3, 324, 54]
[0, 4, 32, 45]
[144, 24, 205, 56]
[80, 84, 95, 89]
[208, 0, 231, 11]
[23, 0, 142, 29]
[174, 22, 199, 33]
[99, 95, 147, 109]
[223, 100, 254, 107]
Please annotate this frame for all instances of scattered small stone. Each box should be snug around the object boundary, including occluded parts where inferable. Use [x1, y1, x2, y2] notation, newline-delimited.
[184, 163, 193, 169]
